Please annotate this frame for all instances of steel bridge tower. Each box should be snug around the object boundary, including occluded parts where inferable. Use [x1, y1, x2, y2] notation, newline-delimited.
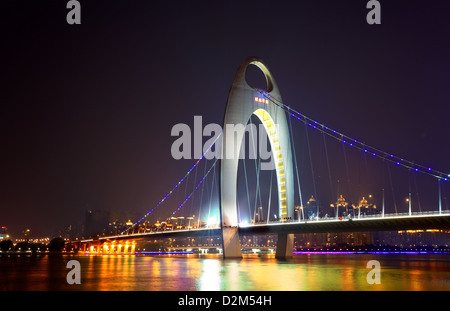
[220, 57, 295, 258]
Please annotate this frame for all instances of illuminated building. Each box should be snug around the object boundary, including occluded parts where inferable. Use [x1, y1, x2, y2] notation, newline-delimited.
[0, 226, 9, 240]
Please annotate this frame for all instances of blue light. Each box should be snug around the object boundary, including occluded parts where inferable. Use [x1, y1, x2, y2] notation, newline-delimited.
[415, 168, 419, 172]
[364, 149, 368, 153]
[396, 162, 400, 165]
[372, 152, 376, 156]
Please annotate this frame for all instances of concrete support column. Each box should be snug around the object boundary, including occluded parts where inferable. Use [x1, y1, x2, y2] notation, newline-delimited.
[220, 58, 294, 259]
[275, 232, 294, 259]
[222, 227, 242, 258]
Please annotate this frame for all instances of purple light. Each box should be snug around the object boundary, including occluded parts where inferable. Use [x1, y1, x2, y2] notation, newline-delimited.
[138, 251, 194, 255]
[293, 251, 450, 255]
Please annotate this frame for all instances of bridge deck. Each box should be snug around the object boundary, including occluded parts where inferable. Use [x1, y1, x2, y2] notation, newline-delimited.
[80, 213, 450, 244]
[239, 213, 450, 235]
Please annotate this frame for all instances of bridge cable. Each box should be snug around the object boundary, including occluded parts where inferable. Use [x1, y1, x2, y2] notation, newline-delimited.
[413, 172, 422, 212]
[255, 88, 449, 182]
[168, 158, 220, 224]
[242, 154, 253, 223]
[386, 160, 398, 214]
[442, 181, 449, 211]
[342, 141, 354, 207]
[322, 127, 334, 217]
[304, 122, 320, 219]
[207, 161, 217, 227]
[189, 155, 200, 219]
[288, 115, 305, 221]
[197, 156, 209, 227]
[266, 169, 273, 223]
[121, 132, 223, 235]
[249, 117, 263, 223]
[382, 157, 386, 217]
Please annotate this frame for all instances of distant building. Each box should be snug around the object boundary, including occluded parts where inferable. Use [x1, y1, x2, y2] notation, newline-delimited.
[85, 210, 110, 237]
[0, 226, 9, 240]
[84, 210, 141, 237]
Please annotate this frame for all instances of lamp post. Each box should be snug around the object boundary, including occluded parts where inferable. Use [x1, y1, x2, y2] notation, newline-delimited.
[307, 195, 317, 220]
[295, 205, 302, 222]
[406, 195, 411, 216]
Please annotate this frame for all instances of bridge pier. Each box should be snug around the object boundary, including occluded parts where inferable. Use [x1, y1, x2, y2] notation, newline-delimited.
[222, 227, 242, 258]
[275, 232, 294, 259]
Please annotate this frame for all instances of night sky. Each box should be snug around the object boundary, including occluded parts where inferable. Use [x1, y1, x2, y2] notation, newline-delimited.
[1, 0, 450, 238]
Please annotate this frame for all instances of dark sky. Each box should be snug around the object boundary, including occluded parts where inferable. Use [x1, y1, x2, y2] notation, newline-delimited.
[1, 0, 450, 237]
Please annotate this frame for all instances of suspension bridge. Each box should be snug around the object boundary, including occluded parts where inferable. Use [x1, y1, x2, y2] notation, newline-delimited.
[76, 57, 450, 259]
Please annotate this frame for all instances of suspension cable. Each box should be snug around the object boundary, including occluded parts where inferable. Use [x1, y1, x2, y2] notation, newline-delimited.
[289, 115, 305, 220]
[255, 88, 449, 182]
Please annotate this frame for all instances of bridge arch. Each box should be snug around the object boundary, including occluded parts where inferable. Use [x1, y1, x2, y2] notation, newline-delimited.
[220, 57, 294, 258]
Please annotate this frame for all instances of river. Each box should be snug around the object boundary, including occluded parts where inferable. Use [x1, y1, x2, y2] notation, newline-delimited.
[1, 253, 449, 291]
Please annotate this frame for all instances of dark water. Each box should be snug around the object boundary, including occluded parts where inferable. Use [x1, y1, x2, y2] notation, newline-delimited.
[1, 253, 449, 291]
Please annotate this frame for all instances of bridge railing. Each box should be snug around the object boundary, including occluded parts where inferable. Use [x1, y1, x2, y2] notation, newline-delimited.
[241, 209, 450, 227]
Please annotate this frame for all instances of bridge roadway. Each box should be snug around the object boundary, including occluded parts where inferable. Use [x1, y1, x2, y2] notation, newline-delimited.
[80, 211, 450, 244]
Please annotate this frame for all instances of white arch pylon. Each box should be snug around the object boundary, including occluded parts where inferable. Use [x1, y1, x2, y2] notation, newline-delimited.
[220, 57, 295, 258]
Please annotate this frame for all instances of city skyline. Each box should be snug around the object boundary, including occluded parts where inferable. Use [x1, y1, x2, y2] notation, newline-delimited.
[2, 1, 450, 238]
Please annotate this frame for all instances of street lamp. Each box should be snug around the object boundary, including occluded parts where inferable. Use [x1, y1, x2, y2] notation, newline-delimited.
[295, 205, 303, 222]
[307, 195, 318, 220]
[406, 195, 411, 216]
[331, 195, 348, 219]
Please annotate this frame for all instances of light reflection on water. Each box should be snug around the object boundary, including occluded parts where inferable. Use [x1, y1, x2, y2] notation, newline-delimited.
[1, 254, 449, 291]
